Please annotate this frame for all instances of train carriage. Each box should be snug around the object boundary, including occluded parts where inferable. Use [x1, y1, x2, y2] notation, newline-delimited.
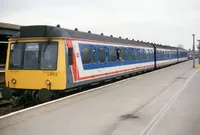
[69, 40, 155, 88]
[178, 48, 188, 62]
[155, 45, 179, 68]
[3, 25, 188, 103]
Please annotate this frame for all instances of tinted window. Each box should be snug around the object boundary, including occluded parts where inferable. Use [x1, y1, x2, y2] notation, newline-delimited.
[124, 49, 128, 60]
[151, 50, 154, 60]
[159, 51, 161, 59]
[105, 49, 109, 62]
[9, 43, 23, 69]
[147, 49, 150, 60]
[81, 46, 91, 64]
[110, 48, 117, 62]
[133, 48, 137, 60]
[144, 49, 147, 60]
[68, 48, 73, 65]
[23, 43, 39, 69]
[141, 49, 145, 60]
[156, 50, 159, 59]
[92, 49, 96, 64]
[128, 48, 132, 60]
[98, 47, 105, 63]
[137, 49, 140, 60]
[120, 48, 125, 60]
[41, 43, 58, 69]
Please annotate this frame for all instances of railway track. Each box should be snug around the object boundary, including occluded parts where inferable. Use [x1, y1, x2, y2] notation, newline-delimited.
[0, 84, 24, 116]
[0, 100, 24, 116]
[0, 71, 16, 116]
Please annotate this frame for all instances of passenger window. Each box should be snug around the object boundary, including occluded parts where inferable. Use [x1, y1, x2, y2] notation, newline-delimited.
[110, 48, 117, 62]
[81, 46, 91, 64]
[150, 50, 152, 60]
[142, 49, 144, 60]
[128, 48, 132, 60]
[156, 50, 159, 59]
[143, 49, 145, 60]
[120, 48, 125, 61]
[142, 49, 145, 60]
[158, 51, 160, 59]
[148, 50, 151, 60]
[116, 48, 125, 61]
[98, 47, 105, 63]
[162, 51, 164, 58]
[151, 50, 154, 60]
[159, 51, 161, 59]
[92, 49, 96, 64]
[137, 49, 140, 60]
[133, 48, 137, 60]
[146, 49, 149, 60]
[124, 49, 128, 60]
[145, 49, 148, 60]
[105, 49, 109, 62]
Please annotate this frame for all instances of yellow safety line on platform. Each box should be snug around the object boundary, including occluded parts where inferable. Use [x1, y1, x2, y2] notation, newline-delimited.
[196, 64, 200, 68]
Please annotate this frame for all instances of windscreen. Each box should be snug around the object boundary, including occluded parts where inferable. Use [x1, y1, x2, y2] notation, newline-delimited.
[23, 43, 39, 69]
[40, 43, 58, 70]
[9, 43, 23, 69]
[9, 42, 58, 70]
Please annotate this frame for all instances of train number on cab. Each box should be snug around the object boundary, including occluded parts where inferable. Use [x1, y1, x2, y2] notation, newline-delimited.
[47, 72, 58, 76]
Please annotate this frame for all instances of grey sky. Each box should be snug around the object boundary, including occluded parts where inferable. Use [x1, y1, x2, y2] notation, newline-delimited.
[1, 0, 200, 49]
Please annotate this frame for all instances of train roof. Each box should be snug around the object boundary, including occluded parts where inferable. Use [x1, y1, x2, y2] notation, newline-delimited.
[0, 22, 20, 30]
[12, 25, 177, 49]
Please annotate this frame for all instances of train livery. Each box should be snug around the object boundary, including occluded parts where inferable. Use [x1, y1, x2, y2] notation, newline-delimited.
[3, 25, 188, 103]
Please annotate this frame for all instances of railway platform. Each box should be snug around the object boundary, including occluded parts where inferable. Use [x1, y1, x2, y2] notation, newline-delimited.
[0, 60, 199, 135]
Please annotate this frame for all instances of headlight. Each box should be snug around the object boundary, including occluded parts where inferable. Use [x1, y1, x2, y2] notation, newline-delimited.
[46, 80, 51, 85]
[11, 79, 16, 84]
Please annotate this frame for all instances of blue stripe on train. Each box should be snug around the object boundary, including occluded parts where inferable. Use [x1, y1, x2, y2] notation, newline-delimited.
[82, 59, 154, 70]
[78, 43, 187, 70]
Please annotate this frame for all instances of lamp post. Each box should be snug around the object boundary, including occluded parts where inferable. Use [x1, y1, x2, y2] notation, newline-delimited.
[197, 40, 200, 64]
[192, 34, 195, 68]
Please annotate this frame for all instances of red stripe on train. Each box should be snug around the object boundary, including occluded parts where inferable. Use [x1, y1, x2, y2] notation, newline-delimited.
[73, 64, 154, 81]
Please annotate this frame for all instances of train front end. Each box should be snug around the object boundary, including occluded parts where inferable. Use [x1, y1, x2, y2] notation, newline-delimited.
[3, 26, 67, 103]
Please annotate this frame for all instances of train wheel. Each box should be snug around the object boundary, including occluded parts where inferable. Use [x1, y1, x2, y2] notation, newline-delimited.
[37, 89, 54, 103]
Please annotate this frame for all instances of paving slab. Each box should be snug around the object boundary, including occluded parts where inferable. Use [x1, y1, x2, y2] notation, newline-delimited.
[0, 60, 198, 135]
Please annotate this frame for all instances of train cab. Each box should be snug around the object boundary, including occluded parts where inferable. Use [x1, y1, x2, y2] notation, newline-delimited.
[3, 26, 68, 102]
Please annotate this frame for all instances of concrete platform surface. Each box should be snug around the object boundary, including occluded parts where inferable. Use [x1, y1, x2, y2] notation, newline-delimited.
[0, 60, 199, 135]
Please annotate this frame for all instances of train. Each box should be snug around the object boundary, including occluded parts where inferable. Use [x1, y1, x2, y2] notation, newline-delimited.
[2, 25, 188, 103]
[187, 51, 199, 60]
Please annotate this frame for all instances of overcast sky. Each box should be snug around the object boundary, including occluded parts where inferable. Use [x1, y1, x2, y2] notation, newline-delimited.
[1, 0, 200, 49]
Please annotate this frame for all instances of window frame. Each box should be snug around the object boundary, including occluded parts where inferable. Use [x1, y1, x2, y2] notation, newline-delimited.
[110, 47, 117, 62]
[80, 45, 92, 65]
[98, 47, 105, 64]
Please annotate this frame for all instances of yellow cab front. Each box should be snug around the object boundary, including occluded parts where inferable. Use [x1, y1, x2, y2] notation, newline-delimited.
[5, 38, 66, 90]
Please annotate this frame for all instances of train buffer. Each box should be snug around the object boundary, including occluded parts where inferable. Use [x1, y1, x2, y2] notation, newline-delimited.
[0, 60, 200, 135]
